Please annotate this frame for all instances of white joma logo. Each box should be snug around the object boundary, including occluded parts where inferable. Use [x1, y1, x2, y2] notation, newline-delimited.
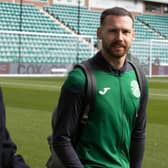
[99, 87, 111, 95]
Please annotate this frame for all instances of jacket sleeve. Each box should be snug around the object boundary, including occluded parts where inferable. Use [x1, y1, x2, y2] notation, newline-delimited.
[0, 88, 29, 168]
[2, 129, 30, 168]
[130, 80, 148, 168]
[52, 69, 86, 168]
[13, 153, 30, 168]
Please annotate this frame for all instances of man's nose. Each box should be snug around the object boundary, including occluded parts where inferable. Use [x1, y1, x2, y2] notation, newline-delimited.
[115, 31, 123, 41]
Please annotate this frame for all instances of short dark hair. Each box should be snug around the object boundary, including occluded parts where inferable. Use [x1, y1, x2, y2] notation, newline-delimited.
[100, 7, 134, 26]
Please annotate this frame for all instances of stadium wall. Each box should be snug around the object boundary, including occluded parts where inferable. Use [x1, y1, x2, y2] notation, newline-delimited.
[1, 63, 168, 76]
[88, 0, 143, 13]
[0, 0, 51, 7]
[0, 63, 71, 76]
[53, 0, 85, 6]
[0, 0, 144, 13]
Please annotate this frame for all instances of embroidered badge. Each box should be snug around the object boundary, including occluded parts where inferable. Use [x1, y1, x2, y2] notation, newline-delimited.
[130, 80, 140, 98]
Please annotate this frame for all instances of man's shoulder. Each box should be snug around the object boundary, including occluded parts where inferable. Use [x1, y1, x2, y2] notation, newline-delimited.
[64, 66, 86, 89]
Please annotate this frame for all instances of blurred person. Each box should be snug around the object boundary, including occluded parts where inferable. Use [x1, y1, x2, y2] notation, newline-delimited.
[51, 7, 148, 168]
[0, 88, 29, 168]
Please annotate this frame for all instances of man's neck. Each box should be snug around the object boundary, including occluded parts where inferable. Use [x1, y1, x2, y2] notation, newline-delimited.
[101, 51, 126, 69]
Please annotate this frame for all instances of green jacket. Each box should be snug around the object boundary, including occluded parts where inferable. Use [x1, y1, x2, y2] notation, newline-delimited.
[52, 51, 148, 168]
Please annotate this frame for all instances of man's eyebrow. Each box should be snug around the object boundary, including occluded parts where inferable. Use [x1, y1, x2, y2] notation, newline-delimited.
[107, 28, 132, 31]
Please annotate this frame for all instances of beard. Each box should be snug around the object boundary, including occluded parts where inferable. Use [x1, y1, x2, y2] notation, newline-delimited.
[102, 41, 130, 59]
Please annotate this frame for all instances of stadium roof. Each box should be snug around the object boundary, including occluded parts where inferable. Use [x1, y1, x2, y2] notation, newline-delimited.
[144, 0, 168, 4]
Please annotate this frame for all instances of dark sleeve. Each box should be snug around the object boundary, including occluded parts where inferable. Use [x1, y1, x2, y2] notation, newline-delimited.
[2, 129, 30, 168]
[13, 154, 30, 168]
[52, 73, 85, 168]
[130, 81, 148, 168]
[0, 88, 29, 168]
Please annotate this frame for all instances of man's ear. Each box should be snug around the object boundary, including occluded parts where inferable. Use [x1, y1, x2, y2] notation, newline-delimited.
[97, 27, 102, 40]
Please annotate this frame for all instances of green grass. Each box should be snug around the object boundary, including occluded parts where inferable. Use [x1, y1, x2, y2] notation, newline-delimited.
[0, 77, 168, 168]
[0, 77, 65, 168]
[143, 78, 168, 168]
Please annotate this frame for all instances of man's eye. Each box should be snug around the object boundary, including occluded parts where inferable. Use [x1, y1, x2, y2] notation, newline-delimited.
[123, 30, 131, 34]
[109, 29, 117, 33]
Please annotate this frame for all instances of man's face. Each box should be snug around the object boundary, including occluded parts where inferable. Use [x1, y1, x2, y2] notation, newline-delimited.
[97, 15, 135, 59]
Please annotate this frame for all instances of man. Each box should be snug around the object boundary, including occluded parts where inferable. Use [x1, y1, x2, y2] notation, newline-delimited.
[52, 7, 148, 168]
[0, 88, 29, 168]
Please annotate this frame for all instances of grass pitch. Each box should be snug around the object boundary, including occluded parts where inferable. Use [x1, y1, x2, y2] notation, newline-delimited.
[143, 78, 168, 168]
[0, 77, 167, 168]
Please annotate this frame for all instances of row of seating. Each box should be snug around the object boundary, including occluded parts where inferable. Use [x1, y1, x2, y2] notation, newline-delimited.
[130, 39, 168, 64]
[0, 2, 69, 34]
[0, 2, 94, 64]
[0, 30, 94, 64]
[0, 1, 39, 10]
[0, 2, 167, 65]
[44, 4, 165, 41]
[136, 14, 168, 38]
[44, 4, 100, 39]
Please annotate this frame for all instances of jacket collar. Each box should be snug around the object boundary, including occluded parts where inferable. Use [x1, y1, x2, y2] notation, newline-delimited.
[92, 51, 128, 75]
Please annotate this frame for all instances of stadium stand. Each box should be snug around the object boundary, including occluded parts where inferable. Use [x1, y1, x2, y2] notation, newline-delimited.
[131, 14, 168, 66]
[43, 3, 168, 66]
[136, 14, 168, 39]
[44, 4, 100, 38]
[44, 4, 164, 41]
[0, 1, 167, 67]
[134, 19, 163, 40]
[0, 2, 69, 33]
[0, 2, 94, 64]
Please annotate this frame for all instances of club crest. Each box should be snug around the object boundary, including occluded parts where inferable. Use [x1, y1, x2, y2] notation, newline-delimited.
[130, 80, 140, 98]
